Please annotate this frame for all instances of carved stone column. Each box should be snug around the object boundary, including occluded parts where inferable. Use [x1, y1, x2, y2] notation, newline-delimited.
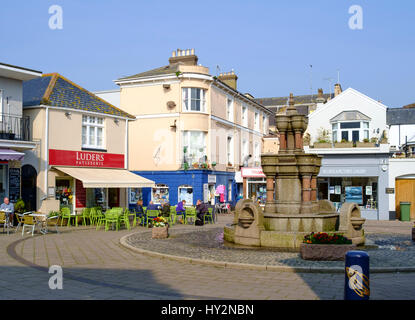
[310, 176, 317, 201]
[302, 175, 311, 202]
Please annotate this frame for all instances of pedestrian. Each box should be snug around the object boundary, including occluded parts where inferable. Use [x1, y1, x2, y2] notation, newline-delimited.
[0, 197, 14, 226]
[195, 199, 208, 225]
[176, 200, 186, 223]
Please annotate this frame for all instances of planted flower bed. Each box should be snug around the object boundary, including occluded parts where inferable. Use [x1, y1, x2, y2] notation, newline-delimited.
[300, 232, 356, 261]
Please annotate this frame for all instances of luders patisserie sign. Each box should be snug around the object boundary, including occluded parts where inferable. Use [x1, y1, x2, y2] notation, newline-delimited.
[49, 149, 124, 168]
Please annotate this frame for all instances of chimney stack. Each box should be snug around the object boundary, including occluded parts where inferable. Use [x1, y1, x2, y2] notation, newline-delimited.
[316, 88, 325, 103]
[169, 48, 198, 66]
[334, 83, 342, 97]
[217, 70, 238, 90]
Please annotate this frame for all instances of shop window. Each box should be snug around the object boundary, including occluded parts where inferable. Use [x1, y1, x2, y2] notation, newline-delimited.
[178, 185, 193, 205]
[152, 184, 169, 204]
[182, 88, 206, 112]
[129, 188, 143, 204]
[86, 188, 106, 208]
[55, 178, 73, 211]
[82, 115, 104, 149]
[0, 164, 7, 200]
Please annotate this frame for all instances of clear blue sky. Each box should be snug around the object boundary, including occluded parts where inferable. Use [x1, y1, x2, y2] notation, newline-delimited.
[1, 0, 414, 107]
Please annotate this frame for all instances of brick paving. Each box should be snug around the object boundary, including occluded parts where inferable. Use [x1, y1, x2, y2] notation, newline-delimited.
[0, 215, 414, 300]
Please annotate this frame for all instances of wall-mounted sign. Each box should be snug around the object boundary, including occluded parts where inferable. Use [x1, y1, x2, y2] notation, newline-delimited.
[385, 188, 395, 194]
[241, 167, 266, 178]
[49, 149, 124, 168]
[8, 168, 20, 202]
[208, 175, 216, 184]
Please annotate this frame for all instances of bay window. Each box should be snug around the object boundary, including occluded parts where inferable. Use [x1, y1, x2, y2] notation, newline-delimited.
[331, 120, 371, 143]
[182, 87, 206, 112]
[82, 115, 104, 149]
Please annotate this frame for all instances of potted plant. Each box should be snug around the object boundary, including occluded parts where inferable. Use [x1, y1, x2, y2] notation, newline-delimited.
[200, 163, 208, 169]
[313, 128, 332, 148]
[7, 129, 15, 140]
[211, 162, 216, 170]
[192, 162, 199, 169]
[151, 217, 169, 239]
[183, 162, 189, 170]
[227, 162, 233, 167]
[300, 232, 356, 261]
[334, 139, 353, 148]
[14, 199, 25, 214]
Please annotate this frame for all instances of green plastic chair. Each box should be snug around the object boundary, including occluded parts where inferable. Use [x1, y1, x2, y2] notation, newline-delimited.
[204, 208, 214, 224]
[81, 208, 91, 226]
[118, 209, 130, 230]
[95, 209, 106, 230]
[145, 210, 159, 228]
[60, 207, 76, 227]
[104, 211, 119, 231]
[185, 207, 197, 225]
[169, 207, 176, 226]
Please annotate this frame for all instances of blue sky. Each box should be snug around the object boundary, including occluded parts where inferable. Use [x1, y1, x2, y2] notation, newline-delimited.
[1, 0, 414, 107]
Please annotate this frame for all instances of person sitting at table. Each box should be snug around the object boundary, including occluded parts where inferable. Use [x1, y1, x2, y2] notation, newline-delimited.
[159, 202, 171, 218]
[176, 200, 186, 223]
[195, 199, 208, 225]
[146, 201, 160, 211]
[0, 197, 14, 226]
[134, 200, 145, 226]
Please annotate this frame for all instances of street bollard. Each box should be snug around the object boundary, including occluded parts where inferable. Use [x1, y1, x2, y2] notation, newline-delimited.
[344, 250, 370, 300]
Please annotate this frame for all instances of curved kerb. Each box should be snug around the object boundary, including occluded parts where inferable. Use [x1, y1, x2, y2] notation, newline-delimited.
[120, 232, 415, 274]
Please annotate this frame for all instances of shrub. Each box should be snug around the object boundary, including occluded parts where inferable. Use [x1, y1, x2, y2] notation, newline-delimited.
[14, 199, 25, 213]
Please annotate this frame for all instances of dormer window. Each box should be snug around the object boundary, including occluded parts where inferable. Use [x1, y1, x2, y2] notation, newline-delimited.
[330, 111, 371, 143]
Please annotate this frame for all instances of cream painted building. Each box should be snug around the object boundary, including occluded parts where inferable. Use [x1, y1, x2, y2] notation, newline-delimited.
[99, 49, 273, 206]
[23, 73, 154, 214]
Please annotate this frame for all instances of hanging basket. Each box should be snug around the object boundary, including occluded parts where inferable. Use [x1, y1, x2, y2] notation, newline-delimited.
[152, 226, 169, 239]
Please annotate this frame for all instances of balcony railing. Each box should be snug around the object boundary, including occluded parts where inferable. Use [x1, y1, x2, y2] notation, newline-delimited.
[0, 114, 31, 141]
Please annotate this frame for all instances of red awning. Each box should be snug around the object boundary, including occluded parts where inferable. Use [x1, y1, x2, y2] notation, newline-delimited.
[241, 167, 266, 178]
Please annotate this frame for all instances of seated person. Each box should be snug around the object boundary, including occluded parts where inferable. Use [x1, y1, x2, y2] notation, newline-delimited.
[134, 200, 145, 225]
[146, 201, 160, 211]
[0, 197, 14, 226]
[196, 199, 209, 224]
[176, 200, 186, 222]
[159, 202, 171, 218]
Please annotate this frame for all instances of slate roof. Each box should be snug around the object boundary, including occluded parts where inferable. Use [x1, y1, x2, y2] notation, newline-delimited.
[23, 73, 135, 119]
[387, 107, 415, 125]
[255, 93, 333, 107]
[117, 63, 181, 81]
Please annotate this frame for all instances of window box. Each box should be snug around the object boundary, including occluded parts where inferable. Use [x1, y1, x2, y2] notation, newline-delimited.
[355, 142, 376, 148]
[313, 142, 332, 148]
[334, 142, 353, 148]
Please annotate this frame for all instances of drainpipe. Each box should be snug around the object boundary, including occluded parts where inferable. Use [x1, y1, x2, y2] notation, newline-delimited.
[44, 106, 49, 201]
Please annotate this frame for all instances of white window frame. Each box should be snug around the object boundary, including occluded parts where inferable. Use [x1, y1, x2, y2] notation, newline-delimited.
[254, 112, 259, 131]
[178, 184, 194, 205]
[82, 115, 105, 149]
[227, 135, 234, 166]
[182, 130, 207, 164]
[242, 105, 248, 127]
[254, 141, 260, 164]
[331, 120, 370, 143]
[242, 139, 248, 163]
[182, 87, 206, 113]
[262, 114, 267, 134]
[227, 97, 234, 122]
[0, 89, 3, 117]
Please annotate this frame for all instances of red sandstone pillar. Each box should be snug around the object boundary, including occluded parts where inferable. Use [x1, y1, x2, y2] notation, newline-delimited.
[310, 176, 317, 201]
[302, 175, 311, 202]
[266, 177, 274, 203]
[295, 131, 303, 151]
[243, 177, 247, 199]
[279, 132, 287, 151]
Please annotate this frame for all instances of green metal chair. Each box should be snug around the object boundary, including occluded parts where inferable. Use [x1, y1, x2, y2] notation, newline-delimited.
[204, 208, 214, 224]
[145, 210, 159, 228]
[60, 207, 76, 227]
[185, 207, 197, 225]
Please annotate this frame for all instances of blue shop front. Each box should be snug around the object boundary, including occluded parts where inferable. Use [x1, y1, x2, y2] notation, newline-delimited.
[128, 170, 237, 209]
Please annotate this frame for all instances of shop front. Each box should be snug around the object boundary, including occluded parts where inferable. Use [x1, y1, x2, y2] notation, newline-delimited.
[316, 154, 389, 220]
[0, 149, 26, 203]
[48, 149, 154, 213]
[236, 167, 267, 206]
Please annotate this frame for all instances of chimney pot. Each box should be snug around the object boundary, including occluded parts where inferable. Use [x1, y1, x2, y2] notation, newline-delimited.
[191, 48, 195, 55]
[172, 51, 176, 58]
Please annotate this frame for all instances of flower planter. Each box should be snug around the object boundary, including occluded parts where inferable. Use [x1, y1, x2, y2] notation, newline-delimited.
[334, 142, 353, 148]
[356, 142, 376, 148]
[313, 142, 332, 148]
[300, 243, 357, 261]
[152, 226, 169, 239]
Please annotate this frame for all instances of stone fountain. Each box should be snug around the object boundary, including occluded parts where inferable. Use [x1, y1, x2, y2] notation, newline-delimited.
[224, 93, 366, 250]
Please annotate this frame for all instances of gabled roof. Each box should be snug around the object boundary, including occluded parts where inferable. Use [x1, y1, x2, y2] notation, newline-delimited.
[117, 63, 181, 81]
[330, 110, 371, 122]
[255, 93, 333, 107]
[309, 88, 387, 119]
[23, 73, 135, 119]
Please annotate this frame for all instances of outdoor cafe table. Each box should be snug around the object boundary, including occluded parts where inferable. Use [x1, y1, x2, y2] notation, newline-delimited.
[29, 213, 48, 234]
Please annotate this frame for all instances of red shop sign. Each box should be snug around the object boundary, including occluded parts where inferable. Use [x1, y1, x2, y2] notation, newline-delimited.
[49, 149, 124, 168]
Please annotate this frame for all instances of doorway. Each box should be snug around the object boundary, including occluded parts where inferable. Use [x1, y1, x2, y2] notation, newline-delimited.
[21, 165, 37, 211]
